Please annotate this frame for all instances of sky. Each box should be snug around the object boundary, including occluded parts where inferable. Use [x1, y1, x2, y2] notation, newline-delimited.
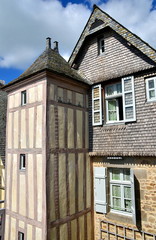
[0, 0, 156, 84]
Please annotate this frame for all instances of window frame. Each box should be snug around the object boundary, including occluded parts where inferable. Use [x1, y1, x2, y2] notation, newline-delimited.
[146, 76, 156, 102]
[110, 168, 132, 216]
[98, 37, 105, 55]
[18, 232, 24, 240]
[21, 90, 27, 106]
[19, 154, 26, 171]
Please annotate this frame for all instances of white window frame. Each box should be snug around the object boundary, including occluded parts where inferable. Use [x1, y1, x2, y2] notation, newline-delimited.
[20, 154, 26, 170]
[21, 90, 26, 106]
[146, 76, 156, 102]
[105, 76, 136, 124]
[92, 84, 102, 126]
[110, 169, 132, 216]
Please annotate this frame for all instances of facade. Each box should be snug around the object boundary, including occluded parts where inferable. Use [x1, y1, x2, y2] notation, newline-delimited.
[2, 4, 156, 240]
[69, 5, 156, 240]
[2, 39, 92, 240]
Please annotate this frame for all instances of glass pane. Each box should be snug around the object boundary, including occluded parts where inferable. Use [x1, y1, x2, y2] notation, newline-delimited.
[94, 99, 100, 111]
[108, 100, 116, 111]
[124, 200, 132, 212]
[124, 79, 132, 92]
[148, 80, 154, 89]
[123, 169, 130, 181]
[125, 106, 133, 119]
[112, 169, 120, 180]
[124, 186, 131, 199]
[109, 111, 117, 121]
[76, 93, 83, 107]
[94, 112, 100, 123]
[106, 85, 114, 96]
[112, 185, 121, 197]
[149, 90, 155, 99]
[113, 198, 121, 210]
[125, 93, 133, 105]
[67, 90, 72, 104]
[117, 83, 122, 94]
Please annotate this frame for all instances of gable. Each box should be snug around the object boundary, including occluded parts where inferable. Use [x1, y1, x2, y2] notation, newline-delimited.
[74, 27, 156, 83]
[69, 5, 156, 80]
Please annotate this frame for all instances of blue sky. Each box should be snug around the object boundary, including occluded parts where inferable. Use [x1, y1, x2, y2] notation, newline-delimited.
[1, 0, 156, 84]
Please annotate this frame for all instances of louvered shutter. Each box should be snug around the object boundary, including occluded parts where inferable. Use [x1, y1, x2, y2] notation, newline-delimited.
[130, 169, 136, 225]
[92, 85, 102, 126]
[122, 76, 136, 122]
[94, 167, 107, 213]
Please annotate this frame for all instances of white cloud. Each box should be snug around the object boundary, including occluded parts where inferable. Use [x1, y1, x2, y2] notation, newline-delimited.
[0, 0, 156, 70]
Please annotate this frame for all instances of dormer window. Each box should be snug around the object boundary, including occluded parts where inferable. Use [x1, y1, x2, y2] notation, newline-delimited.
[21, 90, 27, 106]
[98, 37, 104, 55]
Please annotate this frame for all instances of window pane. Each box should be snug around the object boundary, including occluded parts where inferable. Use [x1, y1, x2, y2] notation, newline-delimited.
[109, 111, 117, 121]
[112, 169, 120, 180]
[94, 99, 100, 111]
[149, 90, 155, 99]
[112, 185, 121, 197]
[125, 93, 133, 105]
[67, 90, 72, 104]
[148, 80, 154, 89]
[124, 186, 131, 199]
[113, 198, 121, 210]
[106, 85, 114, 96]
[125, 106, 133, 119]
[117, 83, 122, 94]
[124, 200, 132, 212]
[58, 87, 64, 102]
[76, 93, 83, 107]
[108, 100, 116, 111]
[124, 79, 132, 92]
[123, 169, 130, 181]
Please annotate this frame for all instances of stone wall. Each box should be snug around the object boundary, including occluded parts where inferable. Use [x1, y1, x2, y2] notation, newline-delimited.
[93, 156, 156, 239]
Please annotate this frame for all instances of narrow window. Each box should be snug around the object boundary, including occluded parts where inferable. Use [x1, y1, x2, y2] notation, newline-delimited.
[20, 154, 26, 170]
[21, 90, 26, 106]
[98, 37, 105, 55]
[18, 232, 24, 240]
[146, 77, 156, 101]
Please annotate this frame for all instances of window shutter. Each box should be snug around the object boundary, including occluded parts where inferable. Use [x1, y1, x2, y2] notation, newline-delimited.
[92, 84, 102, 126]
[130, 169, 136, 225]
[94, 167, 107, 213]
[122, 76, 136, 122]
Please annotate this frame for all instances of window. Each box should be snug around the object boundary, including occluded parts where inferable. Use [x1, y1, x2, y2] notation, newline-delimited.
[18, 232, 24, 240]
[21, 90, 26, 105]
[110, 168, 132, 214]
[20, 154, 26, 170]
[94, 167, 136, 224]
[146, 76, 156, 101]
[92, 76, 136, 125]
[98, 37, 104, 55]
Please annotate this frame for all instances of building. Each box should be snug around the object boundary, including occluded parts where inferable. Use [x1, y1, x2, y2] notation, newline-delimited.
[69, 5, 156, 240]
[2, 4, 156, 240]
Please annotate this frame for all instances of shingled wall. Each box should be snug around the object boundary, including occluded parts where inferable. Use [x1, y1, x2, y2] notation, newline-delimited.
[0, 85, 7, 166]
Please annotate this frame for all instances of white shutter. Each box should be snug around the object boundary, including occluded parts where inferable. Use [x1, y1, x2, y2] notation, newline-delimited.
[130, 169, 136, 225]
[122, 76, 136, 122]
[92, 84, 102, 126]
[94, 167, 107, 213]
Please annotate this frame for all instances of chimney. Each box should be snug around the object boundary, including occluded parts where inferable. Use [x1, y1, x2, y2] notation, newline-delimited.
[53, 41, 59, 53]
[46, 37, 51, 50]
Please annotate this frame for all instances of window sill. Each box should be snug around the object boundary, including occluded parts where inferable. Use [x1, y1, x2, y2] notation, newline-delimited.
[106, 211, 133, 224]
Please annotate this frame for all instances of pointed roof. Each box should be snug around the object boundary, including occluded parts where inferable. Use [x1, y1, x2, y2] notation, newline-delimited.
[3, 39, 91, 89]
[69, 5, 156, 66]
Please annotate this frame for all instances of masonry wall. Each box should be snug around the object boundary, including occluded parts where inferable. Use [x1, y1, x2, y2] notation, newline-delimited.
[46, 75, 93, 240]
[4, 79, 47, 240]
[93, 156, 156, 240]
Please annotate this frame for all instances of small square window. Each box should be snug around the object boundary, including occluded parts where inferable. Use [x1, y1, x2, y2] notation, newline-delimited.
[20, 154, 26, 170]
[21, 90, 26, 105]
[146, 77, 156, 101]
[18, 232, 24, 240]
[98, 37, 104, 55]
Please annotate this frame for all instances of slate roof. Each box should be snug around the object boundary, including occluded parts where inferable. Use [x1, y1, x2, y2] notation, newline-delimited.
[69, 4, 156, 66]
[3, 44, 92, 89]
